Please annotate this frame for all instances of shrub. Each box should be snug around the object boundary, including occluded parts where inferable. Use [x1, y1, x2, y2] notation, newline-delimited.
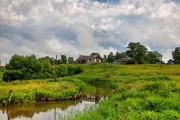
[3, 70, 22, 82]
[55, 64, 67, 77]
[55, 65, 83, 77]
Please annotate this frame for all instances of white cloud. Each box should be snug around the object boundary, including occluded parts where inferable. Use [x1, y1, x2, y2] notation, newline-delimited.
[0, 0, 180, 65]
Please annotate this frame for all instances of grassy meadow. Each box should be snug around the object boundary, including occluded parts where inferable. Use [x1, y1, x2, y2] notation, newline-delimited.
[72, 64, 180, 120]
[0, 64, 180, 119]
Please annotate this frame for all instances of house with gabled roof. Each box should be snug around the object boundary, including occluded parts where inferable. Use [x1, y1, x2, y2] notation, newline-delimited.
[76, 54, 103, 64]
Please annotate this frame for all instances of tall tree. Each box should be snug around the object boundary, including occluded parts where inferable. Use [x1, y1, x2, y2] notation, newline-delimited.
[145, 51, 161, 64]
[114, 52, 120, 61]
[172, 47, 180, 64]
[38, 56, 51, 62]
[119, 52, 126, 59]
[5, 54, 25, 70]
[3, 54, 54, 81]
[107, 52, 115, 63]
[126, 42, 147, 64]
[68, 57, 74, 64]
[61, 55, 67, 64]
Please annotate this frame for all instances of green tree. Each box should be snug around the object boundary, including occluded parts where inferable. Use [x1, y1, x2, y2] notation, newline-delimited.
[38, 56, 51, 62]
[103, 55, 107, 62]
[114, 52, 120, 61]
[119, 52, 126, 59]
[126, 42, 147, 64]
[5, 54, 26, 70]
[114, 52, 127, 61]
[172, 47, 180, 64]
[145, 51, 161, 64]
[68, 57, 74, 64]
[38, 56, 57, 65]
[3, 54, 54, 81]
[107, 52, 115, 63]
[61, 55, 67, 64]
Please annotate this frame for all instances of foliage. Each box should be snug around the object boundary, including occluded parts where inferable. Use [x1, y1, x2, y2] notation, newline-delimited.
[107, 52, 115, 63]
[61, 55, 67, 64]
[38, 56, 57, 65]
[68, 57, 75, 64]
[145, 51, 162, 64]
[114, 52, 126, 61]
[3, 54, 54, 81]
[55, 64, 83, 77]
[3, 70, 22, 82]
[126, 42, 147, 64]
[172, 47, 180, 64]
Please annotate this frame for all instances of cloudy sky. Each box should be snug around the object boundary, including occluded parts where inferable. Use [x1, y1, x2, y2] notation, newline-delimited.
[0, 0, 180, 65]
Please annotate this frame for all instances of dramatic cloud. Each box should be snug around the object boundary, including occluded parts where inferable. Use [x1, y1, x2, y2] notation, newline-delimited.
[0, 0, 180, 65]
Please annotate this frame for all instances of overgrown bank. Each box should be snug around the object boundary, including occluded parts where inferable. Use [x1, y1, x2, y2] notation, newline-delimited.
[0, 79, 83, 105]
[72, 82, 180, 120]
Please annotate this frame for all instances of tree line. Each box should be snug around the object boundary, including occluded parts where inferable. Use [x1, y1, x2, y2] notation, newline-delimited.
[105, 42, 162, 64]
[3, 54, 82, 82]
[2, 42, 180, 81]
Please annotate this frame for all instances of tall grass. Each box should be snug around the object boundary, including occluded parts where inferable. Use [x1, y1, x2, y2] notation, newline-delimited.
[72, 82, 180, 120]
[68, 64, 180, 119]
[0, 79, 79, 105]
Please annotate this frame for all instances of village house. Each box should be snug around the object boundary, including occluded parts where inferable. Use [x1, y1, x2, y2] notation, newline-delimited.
[76, 54, 103, 64]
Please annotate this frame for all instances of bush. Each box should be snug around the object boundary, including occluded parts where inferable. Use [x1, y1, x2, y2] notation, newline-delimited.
[3, 54, 54, 81]
[55, 65, 83, 77]
[3, 70, 22, 82]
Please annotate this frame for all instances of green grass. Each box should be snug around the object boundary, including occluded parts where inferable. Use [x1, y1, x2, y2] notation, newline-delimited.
[70, 64, 180, 120]
[71, 82, 180, 120]
[0, 79, 80, 105]
[0, 64, 180, 120]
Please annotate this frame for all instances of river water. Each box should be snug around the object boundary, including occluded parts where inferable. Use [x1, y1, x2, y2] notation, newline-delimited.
[0, 98, 100, 120]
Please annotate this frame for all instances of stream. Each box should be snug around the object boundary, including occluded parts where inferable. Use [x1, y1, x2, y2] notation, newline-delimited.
[0, 97, 103, 120]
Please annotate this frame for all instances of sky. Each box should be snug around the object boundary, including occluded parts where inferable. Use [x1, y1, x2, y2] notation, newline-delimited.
[0, 0, 180, 65]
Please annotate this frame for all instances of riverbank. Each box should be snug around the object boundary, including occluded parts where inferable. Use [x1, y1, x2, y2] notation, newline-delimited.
[0, 77, 112, 106]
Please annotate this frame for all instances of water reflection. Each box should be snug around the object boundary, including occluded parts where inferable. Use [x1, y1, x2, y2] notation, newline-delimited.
[0, 99, 96, 120]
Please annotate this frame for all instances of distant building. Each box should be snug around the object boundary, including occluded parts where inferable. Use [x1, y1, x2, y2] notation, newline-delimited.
[76, 54, 103, 64]
[167, 59, 174, 64]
